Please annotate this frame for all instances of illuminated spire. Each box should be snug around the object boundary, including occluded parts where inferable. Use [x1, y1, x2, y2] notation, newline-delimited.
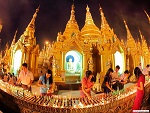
[99, 6, 118, 43]
[26, 6, 39, 32]
[63, 4, 79, 38]
[81, 5, 100, 37]
[11, 30, 17, 46]
[144, 10, 150, 23]
[99, 6, 110, 30]
[139, 29, 149, 55]
[123, 19, 136, 50]
[20, 7, 39, 46]
[85, 5, 94, 24]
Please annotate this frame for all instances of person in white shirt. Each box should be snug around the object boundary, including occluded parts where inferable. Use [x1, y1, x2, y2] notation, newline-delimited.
[142, 64, 150, 76]
[118, 70, 130, 90]
[112, 65, 120, 80]
[112, 65, 120, 90]
[17, 63, 34, 91]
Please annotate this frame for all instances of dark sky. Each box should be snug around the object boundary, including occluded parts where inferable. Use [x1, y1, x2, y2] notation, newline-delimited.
[0, 0, 150, 50]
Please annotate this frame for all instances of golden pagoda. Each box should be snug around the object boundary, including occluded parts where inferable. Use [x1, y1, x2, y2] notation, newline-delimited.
[2, 5, 150, 83]
[2, 7, 40, 80]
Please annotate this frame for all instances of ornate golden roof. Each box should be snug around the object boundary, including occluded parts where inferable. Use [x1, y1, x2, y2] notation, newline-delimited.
[63, 4, 80, 38]
[81, 5, 100, 37]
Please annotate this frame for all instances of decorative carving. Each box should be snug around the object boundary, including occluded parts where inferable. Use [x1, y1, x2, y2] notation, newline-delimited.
[88, 56, 94, 72]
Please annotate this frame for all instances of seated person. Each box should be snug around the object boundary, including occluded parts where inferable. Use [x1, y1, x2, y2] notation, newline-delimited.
[112, 65, 120, 90]
[118, 70, 130, 90]
[101, 68, 114, 94]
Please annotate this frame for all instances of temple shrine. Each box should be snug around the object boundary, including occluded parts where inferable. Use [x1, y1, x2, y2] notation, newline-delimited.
[0, 4, 150, 113]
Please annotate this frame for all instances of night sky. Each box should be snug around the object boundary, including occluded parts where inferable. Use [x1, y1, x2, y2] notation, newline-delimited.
[0, 0, 150, 50]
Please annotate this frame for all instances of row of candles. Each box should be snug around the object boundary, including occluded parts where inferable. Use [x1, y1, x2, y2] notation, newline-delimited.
[0, 76, 150, 109]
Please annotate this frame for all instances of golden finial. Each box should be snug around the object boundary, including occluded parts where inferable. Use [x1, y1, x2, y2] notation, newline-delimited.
[99, 4, 102, 11]
[11, 29, 17, 46]
[86, 5, 89, 11]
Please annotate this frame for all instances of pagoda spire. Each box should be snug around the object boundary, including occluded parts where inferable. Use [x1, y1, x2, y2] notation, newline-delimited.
[99, 6, 118, 43]
[11, 30, 17, 46]
[26, 6, 39, 33]
[81, 5, 100, 37]
[20, 6, 39, 46]
[63, 4, 79, 38]
[123, 19, 136, 53]
[85, 5, 94, 24]
[139, 29, 149, 55]
[144, 10, 150, 23]
[99, 6, 110, 30]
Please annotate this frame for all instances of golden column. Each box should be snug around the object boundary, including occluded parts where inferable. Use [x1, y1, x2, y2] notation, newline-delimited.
[21, 48, 26, 64]
[100, 54, 104, 72]
[61, 51, 65, 70]
[25, 47, 31, 68]
[82, 53, 87, 77]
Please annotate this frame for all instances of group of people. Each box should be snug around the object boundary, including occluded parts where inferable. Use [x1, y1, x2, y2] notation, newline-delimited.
[80, 65, 130, 99]
[2, 72, 17, 86]
[0, 62, 147, 111]
[102, 65, 130, 93]
[1, 63, 54, 96]
[17, 63, 54, 95]
[80, 65, 146, 111]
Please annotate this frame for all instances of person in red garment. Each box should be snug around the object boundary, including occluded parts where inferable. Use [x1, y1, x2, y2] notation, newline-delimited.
[132, 67, 145, 112]
[80, 70, 95, 99]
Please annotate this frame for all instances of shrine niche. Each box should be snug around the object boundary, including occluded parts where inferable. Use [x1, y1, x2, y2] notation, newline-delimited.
[65, 50, 82, 82]
[65, 50, 82, 75]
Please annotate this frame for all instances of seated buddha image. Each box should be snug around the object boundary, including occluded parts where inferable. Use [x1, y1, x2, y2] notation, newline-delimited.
[67, 58, 74, 71]
[66, 55, 75, 73]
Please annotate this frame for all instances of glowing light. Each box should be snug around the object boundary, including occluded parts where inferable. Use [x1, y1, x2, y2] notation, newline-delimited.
[45, 41, 49, 45]
[114, 51, 124, 74]
[13, 50, 22, 75]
